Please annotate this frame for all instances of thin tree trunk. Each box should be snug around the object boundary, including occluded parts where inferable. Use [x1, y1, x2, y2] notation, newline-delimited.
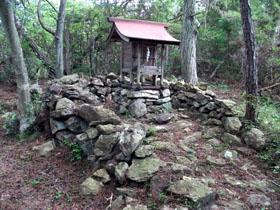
[181, 0, 198, 85]
[240, 0, 258, 122]
[55, 0, 67, 78]
[64, 16, 71, 75]
[0, 0, 32, 131]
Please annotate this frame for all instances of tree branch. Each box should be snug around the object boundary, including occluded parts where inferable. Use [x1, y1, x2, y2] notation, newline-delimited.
[37, 0, 55, 36]
[15, 19, 55, 77]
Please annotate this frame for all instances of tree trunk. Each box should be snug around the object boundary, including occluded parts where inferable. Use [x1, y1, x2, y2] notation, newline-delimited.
[64, 16, 71, 75]
[55, 0, 67, 78]
[0, 0, 32, 131]
[240, 0, 258, 122]
[181, 0, 198, 85]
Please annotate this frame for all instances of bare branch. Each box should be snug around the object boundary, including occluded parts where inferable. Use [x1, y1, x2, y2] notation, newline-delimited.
[37, 0, 55, 36]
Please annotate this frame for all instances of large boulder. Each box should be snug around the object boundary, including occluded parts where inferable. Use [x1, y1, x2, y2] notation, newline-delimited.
[128, 99, 147, 118]
[221, 132, 242, 146]
[223, 117, 242, 133]
[115, 162, 129, 184]
[49, 119, 66, 134]
[53, 97, 76, 118]
[243, 128, 266, 150]
[65, 116, 87, 133]
[32, 140, 55, 156]
[77, 104, 121, 124]
[79, 177, 103, 195]
[119, 123, 146, 157]
[153, 113, 173, 124]
[92, 169, 111, 183]
[94, 133, 120, 156]
[127, 157, 165, 182]
[59, 74, 79, 84]
[135, 145, 154, 158]
[167, 177, 216, 208]
[97, 124, 123, 135]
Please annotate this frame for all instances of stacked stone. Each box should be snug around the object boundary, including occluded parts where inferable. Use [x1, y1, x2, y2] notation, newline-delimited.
[170, 82, 236, 122]
[112, 88, 172, 118]
[45, 74, 148, 164]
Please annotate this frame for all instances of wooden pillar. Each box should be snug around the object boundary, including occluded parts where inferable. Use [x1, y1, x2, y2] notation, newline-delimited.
[130, 42, 133, 84]
[120, 43, 123, 81]
[137, 42, 141, 85]
[160, 44, 165, 86]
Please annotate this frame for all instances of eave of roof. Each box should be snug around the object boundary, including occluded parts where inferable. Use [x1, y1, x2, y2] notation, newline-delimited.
[108, 17, 180, 45]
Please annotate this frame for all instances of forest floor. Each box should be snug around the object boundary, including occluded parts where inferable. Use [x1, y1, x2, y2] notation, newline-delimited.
[0, 82, 279, 210]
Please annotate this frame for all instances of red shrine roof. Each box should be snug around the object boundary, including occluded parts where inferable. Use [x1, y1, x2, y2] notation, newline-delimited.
[108, 17, 180, 45]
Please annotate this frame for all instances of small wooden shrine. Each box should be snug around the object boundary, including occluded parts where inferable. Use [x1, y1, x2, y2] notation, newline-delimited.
[107, 17, 180, 87]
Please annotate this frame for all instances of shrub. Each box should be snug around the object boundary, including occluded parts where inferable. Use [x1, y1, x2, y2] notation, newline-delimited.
[2, 111, 19, 135]
[63, 139, 83, 161]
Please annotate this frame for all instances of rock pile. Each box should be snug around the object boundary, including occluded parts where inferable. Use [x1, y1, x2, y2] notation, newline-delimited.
[170, 82, 235, 122]
[113, 88, 172, 117]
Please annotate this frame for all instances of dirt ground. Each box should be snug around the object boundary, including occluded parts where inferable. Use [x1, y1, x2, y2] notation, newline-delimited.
[0, 83, 279, 210]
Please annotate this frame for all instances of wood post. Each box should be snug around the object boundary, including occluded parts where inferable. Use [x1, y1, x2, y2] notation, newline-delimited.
[120, 43, 123, 81]
[160, 44, 165, 86]
[137, 42, 141, 85]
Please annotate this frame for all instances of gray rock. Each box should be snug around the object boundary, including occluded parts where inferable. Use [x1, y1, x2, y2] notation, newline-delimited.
[49, 119, 66, 134]
[182, 132, 202, 143]
[32, 140, 55, 156]
[119, 123, 146, 157]
[55, 130, 75, 141]
[221, 132, 242, 146]
[97, 124, 123, 135]
[223, 117, 242, 133]
[216, 99, 236, 109]
[116, 187, 138, 197]
[155, 97, 171, 105]
[204, 118, 222, 126]
[111, 196, 125, 210]
[151, 141, 181, 153]
[127, 157, 165, 182]
[75, 133, 93, 155]
[127, 90, 160, 99]
[206, 156, 226, 166]
[122, 204, 148, 210]
[243, 128, 266, 150]
[224, 175, 247, 188]
[91, 77, 104, 86]
[59, 74, 79, 84]
[76, 132, 89, 142]
[128, 99, 147, 118]
[107, 72, 118, 80]
[167, 177, 216, 208]
[86, 127, 99, 139]
[224, 150, 238, 160]
[65, 116, 87, 133]
[161, 89, 171, 97]
[92, 169, 111, 183]
[115, 162, 129, 184]
[167, 162, 192, 174]
[202, 127, 223, 139]
[54, 97, 76, 118]
[78, 104, 121, 124]
[135, 145, 154, 158]
[80, 91, 100, 105]
[153, 113, 173, 124]
[79, 177, 103, 195]
[94, 133, 120, 156]
[207, 138, 221, 146]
